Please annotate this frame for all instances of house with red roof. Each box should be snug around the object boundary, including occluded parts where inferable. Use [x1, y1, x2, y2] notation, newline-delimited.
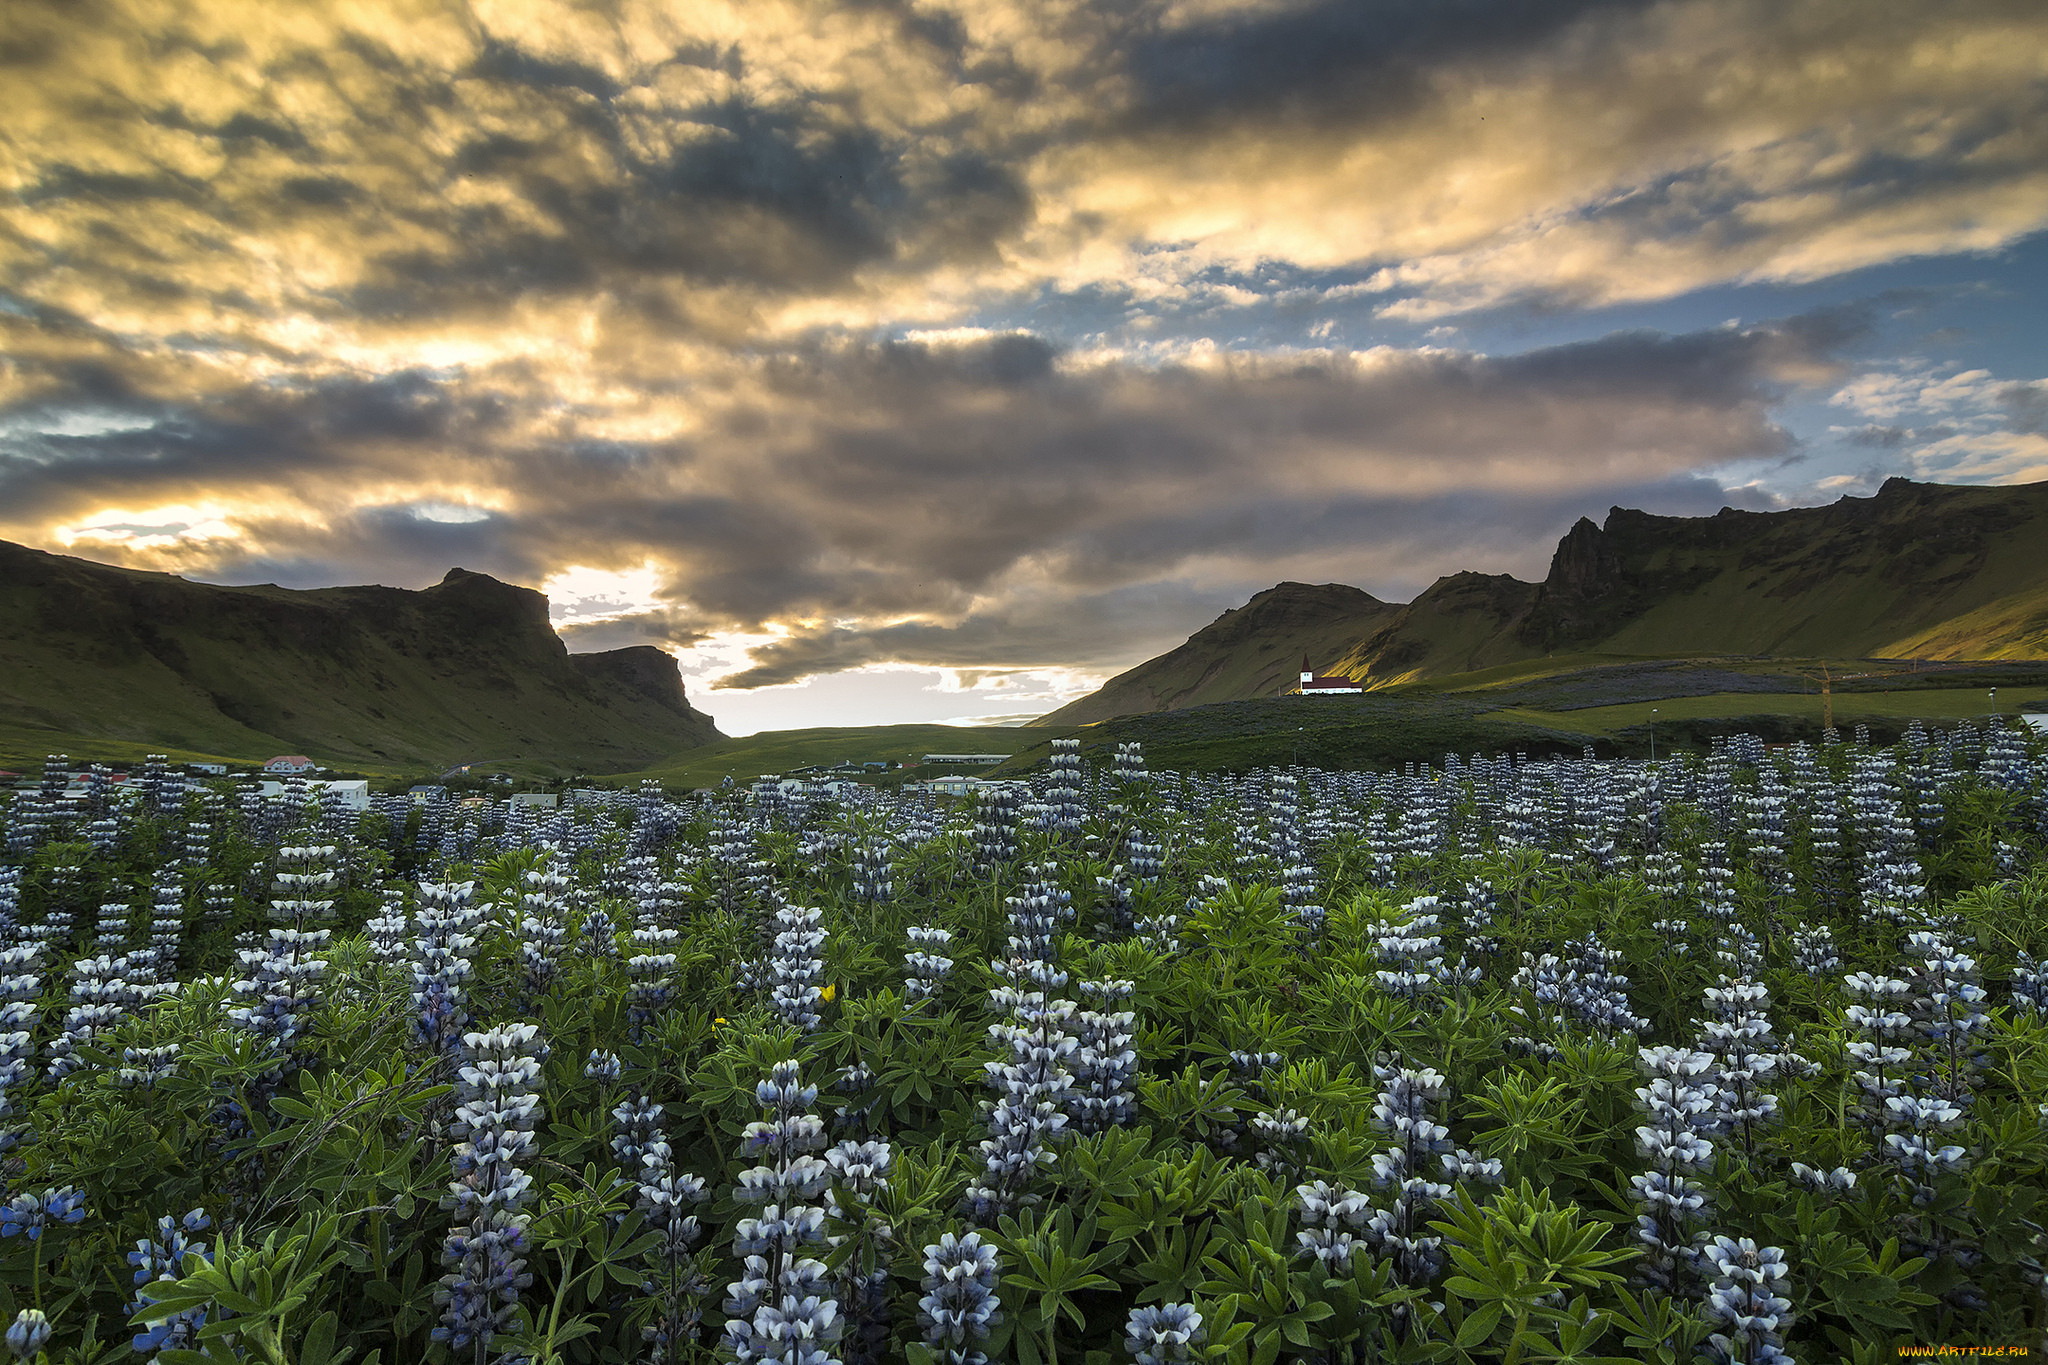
[1296, 654, 1362, 695]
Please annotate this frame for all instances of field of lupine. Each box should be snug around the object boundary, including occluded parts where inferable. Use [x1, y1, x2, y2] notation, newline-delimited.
[0, 723, 2044, 1365]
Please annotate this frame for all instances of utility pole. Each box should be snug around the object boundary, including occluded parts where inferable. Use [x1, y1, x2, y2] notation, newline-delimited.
[1649, 707, 1658, 762]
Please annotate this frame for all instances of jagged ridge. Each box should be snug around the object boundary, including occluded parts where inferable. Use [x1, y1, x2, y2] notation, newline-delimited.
[1046, 478, 2048, 723]
[0, 542, 722, 769]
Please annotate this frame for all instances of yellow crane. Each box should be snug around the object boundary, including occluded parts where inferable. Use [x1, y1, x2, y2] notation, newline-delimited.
[1794, 660, 1918, 732]
[1794, 662, 1838, 732]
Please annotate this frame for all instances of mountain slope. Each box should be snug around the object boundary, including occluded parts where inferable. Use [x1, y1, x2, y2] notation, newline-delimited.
[1048, 478, 2048, 722]
[1033, 582, 1399, 726]
[1526, 477, 2048, 657]
[0, 542, 721, 770]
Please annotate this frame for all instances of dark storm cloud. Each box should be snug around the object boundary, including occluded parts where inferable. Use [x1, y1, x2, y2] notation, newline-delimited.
[12, 312, 1835, 683]
[1999, 383, 2048, 435]
[708, 470, 1761, 688]
[310, 38, 1028, 322]
[1122, 0, 1653, 130]
[0, 367, 515, 525]
[1845, 425, 1912, 449]
[557, 608, 713, 653]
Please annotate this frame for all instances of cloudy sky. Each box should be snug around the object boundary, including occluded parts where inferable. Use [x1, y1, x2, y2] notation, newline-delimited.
[4, 0, 2046, 735]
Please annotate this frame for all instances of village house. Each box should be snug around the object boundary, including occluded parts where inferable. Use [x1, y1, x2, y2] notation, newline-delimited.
[904, 775, 985, 797]
[258, 778, 369, 810]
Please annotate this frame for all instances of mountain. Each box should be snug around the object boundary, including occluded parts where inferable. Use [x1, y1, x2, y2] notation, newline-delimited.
[1040, 478, 2048, 723]
[0, 542, 722, 770]
[1035, 582, 1399, 725]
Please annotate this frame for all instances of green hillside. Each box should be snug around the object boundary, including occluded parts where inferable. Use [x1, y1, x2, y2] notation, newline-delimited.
[0, 541, 721, 773]
[1332, 572, 1541, 686]
[1490, 686, 2044, 734]
[1008, 659, 2048, 775]
[1878, 579, 2048, 660]
[1034, 582, 1398, 725]
[1043, 478, 2048, 724]
[1558, 480, 2048, 659]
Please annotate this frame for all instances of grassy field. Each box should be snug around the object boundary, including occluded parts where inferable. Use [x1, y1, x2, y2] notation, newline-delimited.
[1485, 685, 2048, 736]
[992, 694, 1602, 776]
[15, 654, 2043, 785]
[0, 718, 269, 774]
[1388, 652, 1691, 693]
[610, 723, 1081, 789]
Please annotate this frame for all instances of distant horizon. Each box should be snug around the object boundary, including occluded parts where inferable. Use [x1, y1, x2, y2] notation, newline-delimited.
[19, 469, 2048, 736]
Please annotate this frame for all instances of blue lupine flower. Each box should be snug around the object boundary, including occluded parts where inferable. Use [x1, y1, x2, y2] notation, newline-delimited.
[1701, 1236, 1796, 1365]
[409, 882, 480, 1059]
[904, 925, 954, 1002]
[1293, 1179, 1371, 1273]
[0, 1186, 86, 1240]
[724, 1059, 839, 1364]
[1125, 1303, 1205, 1364]
[1907, 930, 1989, 1103]
[517, 864, 571, 995]
[767, 905, 830, 1033]
[4, 1309, 49, 1359]
[1697, 973, 1787, 1154]
[1069, 978, 1138, 1135]
[434, 1024, 546, 1353]
[1630, 1045, 1718, 1292]
[129, 1208, 213, 1355]
[919, 1231, 1001, 1365]
[1355, 1065, 1458, 1284]
[1370, 899, 1457, 1001]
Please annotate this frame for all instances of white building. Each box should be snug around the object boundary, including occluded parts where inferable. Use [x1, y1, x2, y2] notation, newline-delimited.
[258, 779, 368, 810]
[508, 792, 559, 809]
[921, 753, 1008, 765]
[1296, 654, 1362, 695]
[264, 755, 316, 774]
[2023, 714, 2048, 735]
[904, 775, 991, 797]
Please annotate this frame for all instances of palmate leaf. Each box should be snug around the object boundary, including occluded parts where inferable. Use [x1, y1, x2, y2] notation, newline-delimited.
[1137, 1064, 1246, 1141]
[136, 1213, 355, 1365]
[1059, 1124, 1159, 1202]
[1603, 1287, 1711, 1364]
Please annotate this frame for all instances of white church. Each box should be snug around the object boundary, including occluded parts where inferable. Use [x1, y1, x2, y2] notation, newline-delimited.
[1296, 654, 1362, 695]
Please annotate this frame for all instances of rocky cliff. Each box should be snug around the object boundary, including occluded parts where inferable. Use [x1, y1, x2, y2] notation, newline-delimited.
[0, 542, 722, 769]
[1047, 478, 2048, 722]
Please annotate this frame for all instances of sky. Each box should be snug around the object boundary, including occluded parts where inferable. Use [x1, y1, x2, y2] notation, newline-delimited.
[3, 0, 2047, 737]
